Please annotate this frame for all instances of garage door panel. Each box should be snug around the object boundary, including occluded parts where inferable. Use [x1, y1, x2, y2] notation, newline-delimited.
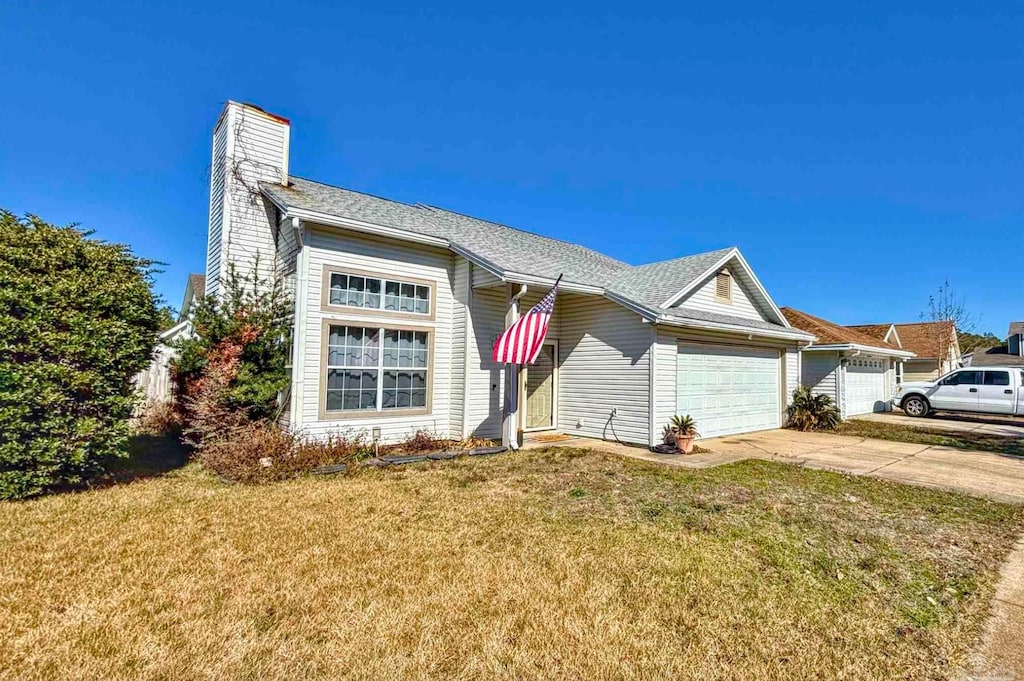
[846, 357, 887, 416]
[677, 344, 781, 439]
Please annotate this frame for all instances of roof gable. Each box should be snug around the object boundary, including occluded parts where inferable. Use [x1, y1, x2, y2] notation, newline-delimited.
[890, 321, 957, 359]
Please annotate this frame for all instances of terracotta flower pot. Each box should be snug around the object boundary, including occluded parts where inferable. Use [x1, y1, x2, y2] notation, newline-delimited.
[674, 434, 695, 454]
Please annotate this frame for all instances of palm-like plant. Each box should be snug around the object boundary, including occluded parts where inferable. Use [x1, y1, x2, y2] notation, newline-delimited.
[787, 386, 840, 431]
[669, 414, 699, 437]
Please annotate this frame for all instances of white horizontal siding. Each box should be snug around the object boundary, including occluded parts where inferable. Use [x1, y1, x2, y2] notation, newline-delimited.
[472, 267, 502, 288]
[557, 294, 651, 445]
[785, 346, 800, 405]
[905, 359, 941, 382]
[205, 118, 228, 296]
[450, 257, 469, 438]
[299, 228, 456, 442]
[801, 352, 840, 406]
[675, 266, 768, 322]
[652, 328, 679, 446]
[464, 285, 506, 439]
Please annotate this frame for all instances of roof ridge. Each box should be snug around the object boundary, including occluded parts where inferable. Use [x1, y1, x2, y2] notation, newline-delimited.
[287, 175, 423, 211]
[421, 203, 631, 266]
[629, 246, 736, 271]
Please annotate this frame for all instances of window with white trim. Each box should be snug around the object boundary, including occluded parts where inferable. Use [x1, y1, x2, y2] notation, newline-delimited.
[328, 272, 431, 315]
[325, 325, 430, 412]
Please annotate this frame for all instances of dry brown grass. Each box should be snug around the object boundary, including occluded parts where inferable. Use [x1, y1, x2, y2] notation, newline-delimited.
[1, 447, 1022, 680]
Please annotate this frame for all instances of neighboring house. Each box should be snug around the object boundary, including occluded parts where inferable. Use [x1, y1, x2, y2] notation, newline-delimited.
[202, 101, 815, 446]
[135, 274, 205, 405]
[965, 321, 1024, 368]
[847, 321, 960, 382]
[781, 308, 915, 418]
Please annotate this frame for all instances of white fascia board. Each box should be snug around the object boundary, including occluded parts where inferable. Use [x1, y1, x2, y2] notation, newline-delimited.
[654, 314, 815, 342]
[604, 290, 660, 322]
[159, 319, 191, 342]
[805, 343, 916, 358]
[504, 272, 605, 296]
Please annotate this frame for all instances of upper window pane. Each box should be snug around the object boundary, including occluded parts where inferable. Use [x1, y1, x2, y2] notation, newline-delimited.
[984, 371, 1011, 386]
[329, 272, 430, 315]
[946, 371, 982, 385]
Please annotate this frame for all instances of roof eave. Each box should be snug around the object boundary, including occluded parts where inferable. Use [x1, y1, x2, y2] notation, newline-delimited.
[805, 343, 916, 358]
[654, 315, 816, 342]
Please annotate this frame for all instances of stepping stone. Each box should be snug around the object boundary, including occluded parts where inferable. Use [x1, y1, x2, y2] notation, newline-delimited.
[467, 446, 508, 457]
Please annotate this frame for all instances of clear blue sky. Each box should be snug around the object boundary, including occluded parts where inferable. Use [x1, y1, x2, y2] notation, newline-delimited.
[2, 1, 1021, 334]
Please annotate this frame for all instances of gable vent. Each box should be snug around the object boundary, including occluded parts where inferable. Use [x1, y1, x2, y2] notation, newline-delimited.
[715, 270, 732, 302]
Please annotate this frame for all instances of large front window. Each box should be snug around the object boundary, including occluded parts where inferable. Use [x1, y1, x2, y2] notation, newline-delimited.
[325, 325, 430, 413]
[328, 272, 431, 315]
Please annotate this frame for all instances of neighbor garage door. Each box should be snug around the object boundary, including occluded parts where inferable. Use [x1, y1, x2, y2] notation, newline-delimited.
[845, 357, 887, 416]
[677, 343, 781, 439]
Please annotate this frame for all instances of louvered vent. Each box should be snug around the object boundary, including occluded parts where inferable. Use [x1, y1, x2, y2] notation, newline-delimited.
[715, 270, 732, 302]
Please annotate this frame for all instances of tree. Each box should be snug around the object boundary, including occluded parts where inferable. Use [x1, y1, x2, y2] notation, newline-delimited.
[921, 279, 977, 366]
[0, 211, 161, 499]
[958, 331, 1003, 354]
[156, 305, 178, 331]
[922, 279, 977, 334]
[172, 264, 292, 446]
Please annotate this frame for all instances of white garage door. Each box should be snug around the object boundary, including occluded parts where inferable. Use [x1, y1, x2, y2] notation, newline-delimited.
[845, 357, 887, 415]
[677, 344, 781, 439]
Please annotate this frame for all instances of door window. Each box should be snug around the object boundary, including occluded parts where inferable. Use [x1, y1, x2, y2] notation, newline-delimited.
[983, 371, 1011, 387]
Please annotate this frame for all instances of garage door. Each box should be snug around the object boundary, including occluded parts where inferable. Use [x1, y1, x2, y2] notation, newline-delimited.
[845, 357, 886, 415]
[677, 344, 781, 439]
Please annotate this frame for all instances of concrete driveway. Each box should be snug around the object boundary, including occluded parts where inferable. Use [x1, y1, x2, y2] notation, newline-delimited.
[854, 411, 1024, 438]
[701, 428, 1024, 504]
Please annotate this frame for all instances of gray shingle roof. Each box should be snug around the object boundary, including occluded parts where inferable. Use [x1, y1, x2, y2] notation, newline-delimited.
[1008, 321, 1024, 338]
[969, 346, 1024, 367]
[261, 176, 803, 337]
[607, 248, 734, 310]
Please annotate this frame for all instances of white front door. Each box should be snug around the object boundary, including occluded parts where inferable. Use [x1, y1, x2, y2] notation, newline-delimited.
[845, 357, 887, 415]
[677, 343, 781, 439]
[523, 342, 557, 431]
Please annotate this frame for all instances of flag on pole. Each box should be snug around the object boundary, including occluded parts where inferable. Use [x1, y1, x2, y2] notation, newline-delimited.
[493, 275, 562, 364]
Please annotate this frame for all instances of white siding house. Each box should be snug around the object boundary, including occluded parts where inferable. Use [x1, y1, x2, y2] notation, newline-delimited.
[201, 101, 816, 448]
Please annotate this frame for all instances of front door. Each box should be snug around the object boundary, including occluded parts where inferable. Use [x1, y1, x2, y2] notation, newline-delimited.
[524, 342, 557, 431]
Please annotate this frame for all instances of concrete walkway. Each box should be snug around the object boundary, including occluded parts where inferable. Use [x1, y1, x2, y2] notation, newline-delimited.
[854, 411, 1024, 438]
[527, 428, 1024, 504]
[970, 537, 1024, 679]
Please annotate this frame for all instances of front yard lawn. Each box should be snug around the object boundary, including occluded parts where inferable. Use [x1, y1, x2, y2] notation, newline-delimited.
[2, 447, 1022, 680]
[836, 419, 1024, 457]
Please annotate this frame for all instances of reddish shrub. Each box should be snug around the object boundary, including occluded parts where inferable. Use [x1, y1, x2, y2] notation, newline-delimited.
[200, 423, 370, 483]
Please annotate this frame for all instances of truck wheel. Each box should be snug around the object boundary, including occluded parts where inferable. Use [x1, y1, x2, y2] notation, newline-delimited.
[902, 395, 929, 417]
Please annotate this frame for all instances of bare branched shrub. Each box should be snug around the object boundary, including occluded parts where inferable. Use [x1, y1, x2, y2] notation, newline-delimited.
[134, 400, 182, 437]
[201, 424, 370, 483]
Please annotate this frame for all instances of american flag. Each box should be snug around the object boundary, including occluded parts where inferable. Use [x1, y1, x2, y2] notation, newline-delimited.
[492, 275, 562, 365]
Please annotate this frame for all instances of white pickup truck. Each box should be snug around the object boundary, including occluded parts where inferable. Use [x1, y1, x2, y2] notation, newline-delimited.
[894, 367, 1024, 417]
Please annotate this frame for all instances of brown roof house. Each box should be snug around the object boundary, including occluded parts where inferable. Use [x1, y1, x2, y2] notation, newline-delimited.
[782, 308, 914, 418]
[847, 320, 960, 382]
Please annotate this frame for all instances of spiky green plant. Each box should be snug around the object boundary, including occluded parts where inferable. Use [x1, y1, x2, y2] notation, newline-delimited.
[787, 386, 840, 432]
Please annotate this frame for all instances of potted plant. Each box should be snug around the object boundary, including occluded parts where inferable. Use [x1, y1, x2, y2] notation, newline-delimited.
[668, 415, 699, 454]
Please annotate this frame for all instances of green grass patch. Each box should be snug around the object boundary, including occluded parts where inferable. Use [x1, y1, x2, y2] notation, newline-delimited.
[835, 419, 1024, 457]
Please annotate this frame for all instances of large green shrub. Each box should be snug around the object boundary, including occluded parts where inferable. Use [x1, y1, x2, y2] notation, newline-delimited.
[0, 211, 161, 499]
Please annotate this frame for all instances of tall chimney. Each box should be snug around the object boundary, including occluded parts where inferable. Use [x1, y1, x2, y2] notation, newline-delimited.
[205, 101, 290, 298]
